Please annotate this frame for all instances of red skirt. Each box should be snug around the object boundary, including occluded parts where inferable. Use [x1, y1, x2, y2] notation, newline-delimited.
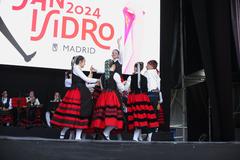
[91, 91, 124, 130]
[157, 104, 165, 126]
[0, 109, 14, 124]
[51, 88, 89, 129]
[127, 93, 159, 132]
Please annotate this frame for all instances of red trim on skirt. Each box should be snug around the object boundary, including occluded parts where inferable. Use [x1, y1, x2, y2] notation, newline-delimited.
[51, 88, 89, 129]
[91, 91, 124, 129]
[127, 93, 159, 131]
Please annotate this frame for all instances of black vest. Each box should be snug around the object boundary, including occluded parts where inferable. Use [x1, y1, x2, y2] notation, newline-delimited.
[101, 72, 117, 91]
[114, 60, 122, 76]
[72, 73, 86, 88]
[130, 74, 148, 93]
[0, 98, 10, 109]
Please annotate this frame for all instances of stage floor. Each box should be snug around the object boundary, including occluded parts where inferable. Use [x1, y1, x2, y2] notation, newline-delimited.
[0, 136, 240, 160]
[0, 126, 172, 141]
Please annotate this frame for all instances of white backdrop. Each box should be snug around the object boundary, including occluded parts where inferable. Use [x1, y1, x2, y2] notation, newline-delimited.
[0, 0, 160, 74]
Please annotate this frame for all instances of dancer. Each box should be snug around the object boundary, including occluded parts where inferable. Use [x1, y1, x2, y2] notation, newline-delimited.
[144, 60, 164, 141]
[63, 71, 76, 139]
[112, 37, 126, 140]
[112, 37, 123, 75]
[125, 62, 159, 141]
[91, 59, 125, 140]
[51, 55, 98, 140]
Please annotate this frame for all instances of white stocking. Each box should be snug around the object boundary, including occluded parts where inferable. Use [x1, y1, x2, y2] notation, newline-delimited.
[147, 132, 153, 142]
[45, 111, 51, 127]
[103, 126, 115, 140]
[133, 129, 141, 141]
[75, 129, 83, 140]
[60, 127, 69, 139]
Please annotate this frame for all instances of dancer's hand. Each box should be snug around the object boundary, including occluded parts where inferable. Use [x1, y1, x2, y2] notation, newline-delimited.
[117, 36, 122, 43]
[90, 65, 97, 72]
[96, 81, 100, 86]
[122, 80, 127, 85]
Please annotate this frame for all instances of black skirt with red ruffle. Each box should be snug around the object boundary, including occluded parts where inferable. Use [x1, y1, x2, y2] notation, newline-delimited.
[51, 88, 89, 129]
[127, 93, 159, 132]
[91, 91, 124, 130]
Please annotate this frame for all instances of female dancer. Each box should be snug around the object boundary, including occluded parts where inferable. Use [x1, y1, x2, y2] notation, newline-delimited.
[51, 55, 98, 140]
[91, 59, 125, 140]
[125, 62, 159, 141]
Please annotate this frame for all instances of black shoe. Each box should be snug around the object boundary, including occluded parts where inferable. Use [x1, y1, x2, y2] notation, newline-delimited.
[94, 134, 99, 140]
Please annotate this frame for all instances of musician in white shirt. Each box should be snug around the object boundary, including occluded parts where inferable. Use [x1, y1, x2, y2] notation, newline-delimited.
[26, 91, 40, 106]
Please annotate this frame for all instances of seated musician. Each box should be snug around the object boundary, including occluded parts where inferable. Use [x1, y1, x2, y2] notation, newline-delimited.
[0, 90, 13, 126]
[21, 90, 42, 128]
[26, 90, 40, 107]
[45, 92, 62, 127]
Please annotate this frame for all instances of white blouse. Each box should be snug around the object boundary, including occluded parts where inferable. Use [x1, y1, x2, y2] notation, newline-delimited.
[26, 97, 40, 106]
[65, 78, 72, 88]
[144, 69, 161, 92]
[144, 69, 163, 103]
[124, 76, 132, 91]
[1, 98, 12, 109]
[73, 65, 98, 84]
[113, 72, 125, 92]
[73, 65, 98, 89]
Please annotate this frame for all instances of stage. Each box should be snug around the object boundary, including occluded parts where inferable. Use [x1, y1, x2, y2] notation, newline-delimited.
[0, 136, 239, 160]
[0, 127, 239, 160]
[0, 126, 172, 141]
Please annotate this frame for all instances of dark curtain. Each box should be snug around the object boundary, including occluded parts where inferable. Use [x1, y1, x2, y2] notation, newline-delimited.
[160, 0, 180, 131]
[231, 0, 240, 70]
[187, 82, 209, 141]
[183, 0, 203, 75]
[190, 0, 234, 141]
[161, 0, 234, 141]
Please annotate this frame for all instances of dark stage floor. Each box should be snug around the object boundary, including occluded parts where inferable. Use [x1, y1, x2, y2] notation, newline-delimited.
[1, 127, 240, 160]
[0, 126, 172, 141]
[0, 136, 240, 160]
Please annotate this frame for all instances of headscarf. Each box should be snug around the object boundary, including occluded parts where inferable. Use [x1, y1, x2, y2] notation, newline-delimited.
[134, 62, 143, 89]
[104, 59, 114, 80]
[137, 62, 141, 89]
[71, 56, 77, 71]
